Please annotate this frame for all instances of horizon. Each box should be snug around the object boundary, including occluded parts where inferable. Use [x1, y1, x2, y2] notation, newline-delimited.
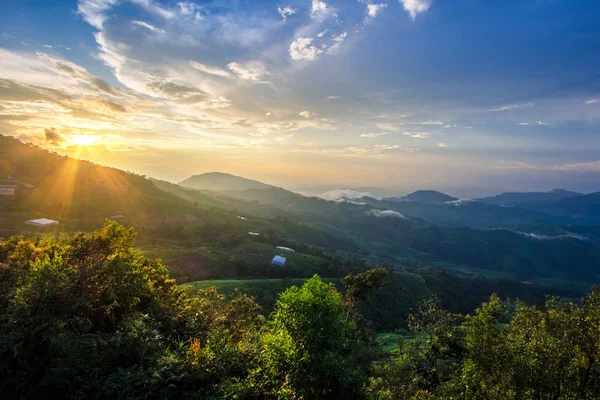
[1, 0, 600, 194]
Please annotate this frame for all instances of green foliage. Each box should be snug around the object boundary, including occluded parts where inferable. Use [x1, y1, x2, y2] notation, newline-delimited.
[371, 290, 600, 400]
[0, 222, 263, 399]
[250, 275, 367, 399]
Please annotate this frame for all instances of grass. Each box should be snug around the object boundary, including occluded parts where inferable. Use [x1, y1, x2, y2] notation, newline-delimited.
[180, 277, 339, 294]
[376, 332, 429, 358]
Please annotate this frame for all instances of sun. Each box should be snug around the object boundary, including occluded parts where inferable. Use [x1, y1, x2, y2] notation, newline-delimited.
[69, 134, 98, 146]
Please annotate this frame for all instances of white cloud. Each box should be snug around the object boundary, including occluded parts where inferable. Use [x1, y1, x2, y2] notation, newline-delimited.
[317, 29, 329, 38]
[278, 5, 297, 21]
[189, 61, 231, 78]
[77, 0, 118, 29]
[310, 0, 329, 19]
[319, 189, 372, 200]
[289, 37, 323, 61]
[584, 99, 598, 104]
[552, 160, 600, 172]
[360, 132, 390, 138]
[489, 102, 535, 112]
[417, 120, 444, 125]
[132, 20, 165, 33]
[537, 120, 548, 125]
[376, 122, 400, 131]
[299, 111, 317, 118]
[328, 32, 348, 53]
[227, 61, 269, 82]
[326, 95, 339, 100]
[403, 131, 429, 139]
[518, 122, 529, 126]
[437, 143, 447, 148]
[366, 3, 387, 22]
[371, 209, 407, 219]
[400, 0, 432, 19]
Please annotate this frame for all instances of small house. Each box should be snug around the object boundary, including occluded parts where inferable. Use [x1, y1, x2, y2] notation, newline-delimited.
[271, 255, 287, 267]
[25, 218, 59, 226]
[276, 246, 295, 253]
[0, 185, 16, 196]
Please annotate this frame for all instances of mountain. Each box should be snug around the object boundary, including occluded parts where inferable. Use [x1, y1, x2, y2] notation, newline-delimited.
[387, 190, 458, 204]
[179, 172, 273, 191]
[4, 134, 600, 283]
[478, 189, 581, 206]
[357, 196, 577, 229]
[539, 191, 600, 218]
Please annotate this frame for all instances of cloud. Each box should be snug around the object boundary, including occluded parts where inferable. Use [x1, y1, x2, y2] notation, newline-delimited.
[131, 20, 165, 34]
[278, 5, 297, 21]
[489, 102, 535, 112]
[317, 29, 328, 38]
[44, 127, 65, 145]
[189, 61, 231, 78]
[365, 3, 388, 22]
[417, 120, 444, 125]
[289, 37, 323, 61]
[361, 132, 390, 138]
[319, 189, 372, 200]
[370, 209, 407, 219]
[299, 111, 317, 118]
[326, 95, 339, 100]
[227, 61, 269, 82]
[518, 122, 529, 126]
[310, 0, 329, 19]
[584, 99, 598, 104]
[400, 0, 432, 19]
[537, 120, 548, 125]
[552, 160, 600, 173]
[328, 32, 348, 53]
[376, 122, 400, 131]
[403, 131, 429, 139]
[77, 0, 118, 29]
[437, 142, 447, 148]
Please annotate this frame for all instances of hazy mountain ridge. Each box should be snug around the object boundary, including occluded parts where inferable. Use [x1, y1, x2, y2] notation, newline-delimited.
[179, 172, 274, 191]
[385, 190, 458, 204]
[3, 135, 600, 282]
[477, 189, 582, 206]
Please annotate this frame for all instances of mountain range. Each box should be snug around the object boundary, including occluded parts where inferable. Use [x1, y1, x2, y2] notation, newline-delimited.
[2, 134, 600, 284]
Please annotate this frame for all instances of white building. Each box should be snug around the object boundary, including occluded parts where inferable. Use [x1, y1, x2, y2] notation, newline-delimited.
[0, 185, 16, 195]
[25, 218, 59, 226]
[276, 246, 295, 253]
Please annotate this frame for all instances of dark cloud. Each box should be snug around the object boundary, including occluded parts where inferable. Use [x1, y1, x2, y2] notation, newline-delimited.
[101, 99, 127, 113]
[91, 77, 113, 93]
[44, 127, 65, 145]
[55, 62, 76, 75]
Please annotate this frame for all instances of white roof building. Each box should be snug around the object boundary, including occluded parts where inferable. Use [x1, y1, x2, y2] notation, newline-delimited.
[271, 255, 287, 266]
[276, 246, 295, 253]
[0, 185, 16, 196]
[25, 218, 59, 226]
[248, 232, 260, 236]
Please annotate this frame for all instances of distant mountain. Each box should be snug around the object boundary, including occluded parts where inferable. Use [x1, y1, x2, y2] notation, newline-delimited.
[179, 172, 273, 191]
[539, 191, 600, 218]
[478, 189, 581, 206]
[387, 190, 458, 204]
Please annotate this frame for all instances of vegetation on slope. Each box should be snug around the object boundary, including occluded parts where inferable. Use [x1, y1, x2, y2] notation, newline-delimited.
[1, 223, 599, 399]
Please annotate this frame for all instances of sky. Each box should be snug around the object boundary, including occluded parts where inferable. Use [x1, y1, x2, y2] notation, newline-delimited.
[1, 0, 600, 197]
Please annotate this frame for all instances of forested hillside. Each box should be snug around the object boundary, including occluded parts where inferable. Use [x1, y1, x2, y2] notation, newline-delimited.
[1, 224, 599, 399]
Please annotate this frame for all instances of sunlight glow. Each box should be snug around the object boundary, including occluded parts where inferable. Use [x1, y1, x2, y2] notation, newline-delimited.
[69, 134, 98, 147]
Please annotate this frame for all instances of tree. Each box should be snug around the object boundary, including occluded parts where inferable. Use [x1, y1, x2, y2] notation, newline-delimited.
[343, 268, 389, 316]
[251, 275, 366, 399]
[460, 294, 515, 400]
